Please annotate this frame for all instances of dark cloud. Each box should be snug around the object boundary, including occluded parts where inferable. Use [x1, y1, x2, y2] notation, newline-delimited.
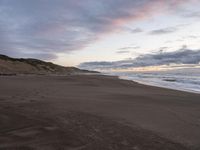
[156, 47, 169, 53]
[149, 27, 178, 35]
[116, 50, 130, 54]
[183, 11, 200, 18]
[116, 46, 140, 54]
[123, 27, 143, 33]
[79, 49, 200, 70]
[159, 47, 169, 50]
[188, 35, 200, 39]
[131, 28, 143, 33]
[0, 48, 57, 61]
[118, 46, 140, 50]
[0, 0, 194, 60]
[185, 35, 200, 39]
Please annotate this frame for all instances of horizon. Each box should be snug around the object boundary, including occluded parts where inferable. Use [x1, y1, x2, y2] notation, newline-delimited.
[0, 0, 200, 72]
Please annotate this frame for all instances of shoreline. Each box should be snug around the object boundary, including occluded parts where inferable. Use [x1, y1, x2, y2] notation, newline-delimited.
[101, 72, 200, 95]
[0, 74, 200, 149]
[118, 76, 200, 95]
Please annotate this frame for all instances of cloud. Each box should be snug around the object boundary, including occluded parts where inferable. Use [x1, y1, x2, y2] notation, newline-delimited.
[0, 0, 194, 60]
[183, 11, 200, 18]
[156, 47, 169, 53]
[118, 46, 140, 50]
[117, 46, 140, 54]
[79, 49, 200, 70]
[149, 27, 178, 35]
[184, 35, 200, 39]
[131, 28, 143, 33]
[123, 27, 143, 33]
[159, 47, 169, 50]
[116, 50, 130, 54]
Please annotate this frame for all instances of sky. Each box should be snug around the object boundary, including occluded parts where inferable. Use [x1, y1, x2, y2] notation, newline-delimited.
[0, 0, 200, 71]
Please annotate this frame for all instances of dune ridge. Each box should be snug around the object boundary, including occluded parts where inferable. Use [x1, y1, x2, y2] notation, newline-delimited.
[0, 54, 97, 75]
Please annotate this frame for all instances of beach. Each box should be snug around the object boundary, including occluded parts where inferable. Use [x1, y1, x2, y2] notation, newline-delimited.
[0, 75, 200, 150]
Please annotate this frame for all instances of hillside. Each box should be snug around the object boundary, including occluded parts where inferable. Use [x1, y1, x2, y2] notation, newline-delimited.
[0, 54, 97, 75]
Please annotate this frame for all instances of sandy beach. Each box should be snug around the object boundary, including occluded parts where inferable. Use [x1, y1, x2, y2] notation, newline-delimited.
[0, 75, 200, 150]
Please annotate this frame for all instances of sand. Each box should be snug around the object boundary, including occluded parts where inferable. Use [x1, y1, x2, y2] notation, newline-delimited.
[0, 75, 200, 150]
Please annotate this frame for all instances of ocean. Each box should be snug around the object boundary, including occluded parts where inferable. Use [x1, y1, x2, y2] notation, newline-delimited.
[105, 68, 200, 94]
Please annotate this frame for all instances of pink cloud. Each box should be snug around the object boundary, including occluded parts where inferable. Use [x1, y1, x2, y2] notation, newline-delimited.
[0, 0, 198, 60]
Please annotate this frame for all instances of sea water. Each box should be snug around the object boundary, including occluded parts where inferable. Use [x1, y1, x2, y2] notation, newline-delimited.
[105, 69, 200, 94]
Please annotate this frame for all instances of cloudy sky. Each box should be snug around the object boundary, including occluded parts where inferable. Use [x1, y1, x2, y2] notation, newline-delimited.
[0, 0, 200, 70]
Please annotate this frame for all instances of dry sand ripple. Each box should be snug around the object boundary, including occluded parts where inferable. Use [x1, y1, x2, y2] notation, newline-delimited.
[0, 104, 188, 150]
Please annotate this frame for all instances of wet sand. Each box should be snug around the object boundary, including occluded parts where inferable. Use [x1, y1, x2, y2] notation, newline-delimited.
[0, 75, 200, 150]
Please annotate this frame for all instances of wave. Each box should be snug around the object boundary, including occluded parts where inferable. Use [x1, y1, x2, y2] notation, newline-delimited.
[106, 71, 200, 94]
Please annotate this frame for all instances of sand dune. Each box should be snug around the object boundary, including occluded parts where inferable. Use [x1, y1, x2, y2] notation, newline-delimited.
[0, 54, 96, 75]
